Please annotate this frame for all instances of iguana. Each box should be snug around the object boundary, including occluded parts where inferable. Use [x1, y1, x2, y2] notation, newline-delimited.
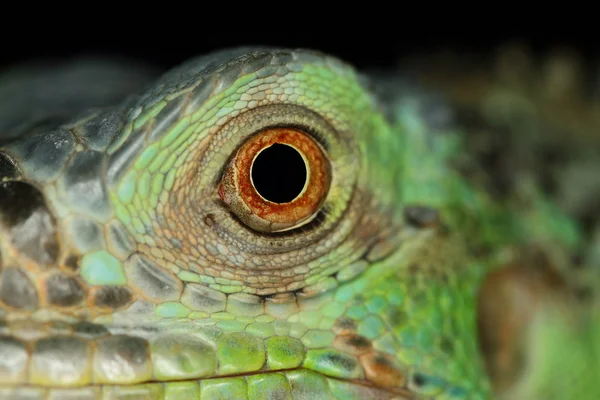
[0, 46, 597, 399]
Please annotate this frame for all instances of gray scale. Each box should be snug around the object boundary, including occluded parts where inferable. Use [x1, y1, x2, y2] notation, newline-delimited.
[64, 217, 105, 253]
[44, 274, 85, 307]
[124, 254, 182, 303]
[56, 150, 110, 221]
[180, 283, 227, 313]
[0, 268, 39, 310]
[93, 286, 133, 310]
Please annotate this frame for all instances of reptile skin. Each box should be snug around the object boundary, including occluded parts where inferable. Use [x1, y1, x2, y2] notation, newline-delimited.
[0, 48, 597, 399]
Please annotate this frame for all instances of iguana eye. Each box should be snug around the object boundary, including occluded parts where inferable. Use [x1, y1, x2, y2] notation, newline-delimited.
[219, 127, 331, 232]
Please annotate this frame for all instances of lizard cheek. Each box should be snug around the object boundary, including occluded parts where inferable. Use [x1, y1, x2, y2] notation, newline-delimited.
[219, 127, 331, 233]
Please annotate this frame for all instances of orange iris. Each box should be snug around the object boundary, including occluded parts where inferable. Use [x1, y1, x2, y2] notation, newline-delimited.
[219, 128, 331, 232]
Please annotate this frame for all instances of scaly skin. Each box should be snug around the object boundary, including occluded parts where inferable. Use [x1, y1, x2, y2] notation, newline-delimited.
[0, 48, 594, 399]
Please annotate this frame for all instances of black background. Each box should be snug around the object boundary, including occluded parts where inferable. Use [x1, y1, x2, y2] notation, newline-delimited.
[0, 25, 596, 71]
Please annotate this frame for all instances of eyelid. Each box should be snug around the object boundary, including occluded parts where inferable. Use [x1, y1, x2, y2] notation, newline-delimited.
[193, 103, 359, 253]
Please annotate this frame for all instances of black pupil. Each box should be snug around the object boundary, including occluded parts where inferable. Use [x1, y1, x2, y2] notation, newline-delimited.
[251, 143, 307, 203]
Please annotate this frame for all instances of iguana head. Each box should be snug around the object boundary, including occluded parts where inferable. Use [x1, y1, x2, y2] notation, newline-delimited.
[0, 47, 594, 399]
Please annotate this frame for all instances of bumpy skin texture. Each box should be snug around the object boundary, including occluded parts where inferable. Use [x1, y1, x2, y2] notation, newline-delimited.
[0, 48, 591, 399]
